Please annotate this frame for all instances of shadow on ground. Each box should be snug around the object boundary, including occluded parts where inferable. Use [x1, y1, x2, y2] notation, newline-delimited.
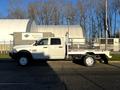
[72, 59, 85, 66]
[0, 59, 66, 90]
[108, 63, 120, 69]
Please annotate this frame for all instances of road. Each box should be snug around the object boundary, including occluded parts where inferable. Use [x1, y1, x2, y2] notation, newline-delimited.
[0, 59, 120, 90]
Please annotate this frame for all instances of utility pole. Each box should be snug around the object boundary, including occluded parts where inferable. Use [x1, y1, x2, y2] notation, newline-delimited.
[66, 17, 70, 59]
[105, 0, 108, 50]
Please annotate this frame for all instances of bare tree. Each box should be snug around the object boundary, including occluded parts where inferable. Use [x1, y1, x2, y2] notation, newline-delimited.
[5, 0, 120, 40]
[110, 0, 120, 37]
[28, 3, 38, 20]
[64, 0, 77, 25]
[28, 0, 64, 25]
[50, 0, 61, 25]
[8, 0, 27, 19]
[76, 0, 88, 38]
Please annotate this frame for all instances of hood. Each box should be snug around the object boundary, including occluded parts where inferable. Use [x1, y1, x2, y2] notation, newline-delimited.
[13, 45, 32, 49]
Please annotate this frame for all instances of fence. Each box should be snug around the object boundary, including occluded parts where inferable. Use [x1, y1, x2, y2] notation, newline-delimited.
[68, 38, 120, 51]
[68, 38, 92, 51]
[0, 41, 13, 54]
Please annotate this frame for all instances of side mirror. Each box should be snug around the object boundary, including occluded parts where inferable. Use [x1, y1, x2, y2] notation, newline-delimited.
[34, 40, 38, 46]
[40, 42, 44, 45]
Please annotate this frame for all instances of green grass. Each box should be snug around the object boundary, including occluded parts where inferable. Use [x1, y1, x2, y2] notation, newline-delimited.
[109, 54, 120, 61]
[0, 54, 11, 59]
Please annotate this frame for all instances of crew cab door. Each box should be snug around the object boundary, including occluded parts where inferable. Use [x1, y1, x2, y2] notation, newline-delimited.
[32, 38, 49, 59]
[48, 38, 65, 59]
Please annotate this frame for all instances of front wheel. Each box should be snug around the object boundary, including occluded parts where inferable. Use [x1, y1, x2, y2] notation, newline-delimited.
[83, 55, 95, 67]
[18, 56, 29, 66]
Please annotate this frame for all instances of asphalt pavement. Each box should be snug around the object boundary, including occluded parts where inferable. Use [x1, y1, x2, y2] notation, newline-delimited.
[0, 59, 120, 90]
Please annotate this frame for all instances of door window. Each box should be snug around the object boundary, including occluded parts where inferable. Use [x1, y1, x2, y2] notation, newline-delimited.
[51, 38, 61, 45]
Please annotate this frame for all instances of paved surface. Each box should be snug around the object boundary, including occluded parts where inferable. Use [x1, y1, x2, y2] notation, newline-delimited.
[0, 59, 120, 90]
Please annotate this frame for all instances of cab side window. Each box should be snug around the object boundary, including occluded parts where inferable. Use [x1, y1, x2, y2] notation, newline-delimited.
[38, 39, 48, 45]
[51, 38, 61, 45]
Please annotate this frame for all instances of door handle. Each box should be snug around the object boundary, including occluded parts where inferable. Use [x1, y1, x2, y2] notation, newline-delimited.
[43, 47, 47, 48]
[59, 46, 63, 48]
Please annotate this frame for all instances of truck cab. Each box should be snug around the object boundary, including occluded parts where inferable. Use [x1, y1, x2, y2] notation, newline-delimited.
[9, 37, 66, 66]
[32, 37, 66, 59]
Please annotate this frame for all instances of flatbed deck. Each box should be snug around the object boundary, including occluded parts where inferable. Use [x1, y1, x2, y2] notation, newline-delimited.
[68, 49, 112, 58]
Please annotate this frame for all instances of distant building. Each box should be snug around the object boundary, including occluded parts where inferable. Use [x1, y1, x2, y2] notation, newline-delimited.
[0, 19, 29, 42]
[0, 19, 84, 41]
[0, 19, 120, 51]
[14, 20, 85, 45]
[0, 19, 85, 52]
[94, 38, 120, 51]
[30, 23, 84, 39]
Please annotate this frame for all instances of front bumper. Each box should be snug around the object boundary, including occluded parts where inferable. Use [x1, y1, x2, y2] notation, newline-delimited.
[9, 52, 17, 59]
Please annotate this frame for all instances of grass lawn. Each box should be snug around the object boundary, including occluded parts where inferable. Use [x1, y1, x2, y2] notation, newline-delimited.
[109, 54, 120, 61]
[0, 54, 11, 59]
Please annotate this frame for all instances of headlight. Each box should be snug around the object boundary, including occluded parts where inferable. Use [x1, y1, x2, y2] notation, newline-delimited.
[11, 49, 17, 53]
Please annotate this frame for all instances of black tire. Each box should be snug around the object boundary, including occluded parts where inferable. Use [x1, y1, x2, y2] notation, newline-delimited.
[83, 55, 95, 67]
[17, 54, 30, 66]
[100, 55, 108, 64]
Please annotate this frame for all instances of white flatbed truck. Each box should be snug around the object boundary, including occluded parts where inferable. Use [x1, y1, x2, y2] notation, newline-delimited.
[9, 37, 112, 66]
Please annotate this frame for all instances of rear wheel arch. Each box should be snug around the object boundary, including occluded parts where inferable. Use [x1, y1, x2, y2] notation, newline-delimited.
[99, 54, 108, 64]
[86, 52, 95, 55]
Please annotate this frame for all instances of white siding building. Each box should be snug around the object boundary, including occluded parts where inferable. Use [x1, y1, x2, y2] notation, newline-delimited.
[30, 24, 84, 39]
[28, 23, 85, 45]
[0, 19, 85, 41]
[0, 19, 85, 46]
[0, 19, 29, 42]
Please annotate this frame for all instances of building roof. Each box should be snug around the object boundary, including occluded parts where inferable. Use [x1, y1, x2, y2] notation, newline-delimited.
[30, 25, 84, 38]
[0, 19, 29, 41]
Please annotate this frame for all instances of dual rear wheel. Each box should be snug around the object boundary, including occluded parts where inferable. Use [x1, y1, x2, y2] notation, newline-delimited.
[72, 55, 95, 67]
[83, 55, 95, 67]
[76, 55, 108, 66]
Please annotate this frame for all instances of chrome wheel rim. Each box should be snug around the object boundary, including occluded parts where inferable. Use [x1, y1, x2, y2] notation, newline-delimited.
[19, 57, 28, 66]
[86, 57, 94, 66]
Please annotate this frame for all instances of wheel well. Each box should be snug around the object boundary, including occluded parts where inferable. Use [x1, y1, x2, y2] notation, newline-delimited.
[86, 52, 95, 55]
[99, 54, 108, 64]
[100, 54, 108, 59]
[17, 50, 32, 59]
